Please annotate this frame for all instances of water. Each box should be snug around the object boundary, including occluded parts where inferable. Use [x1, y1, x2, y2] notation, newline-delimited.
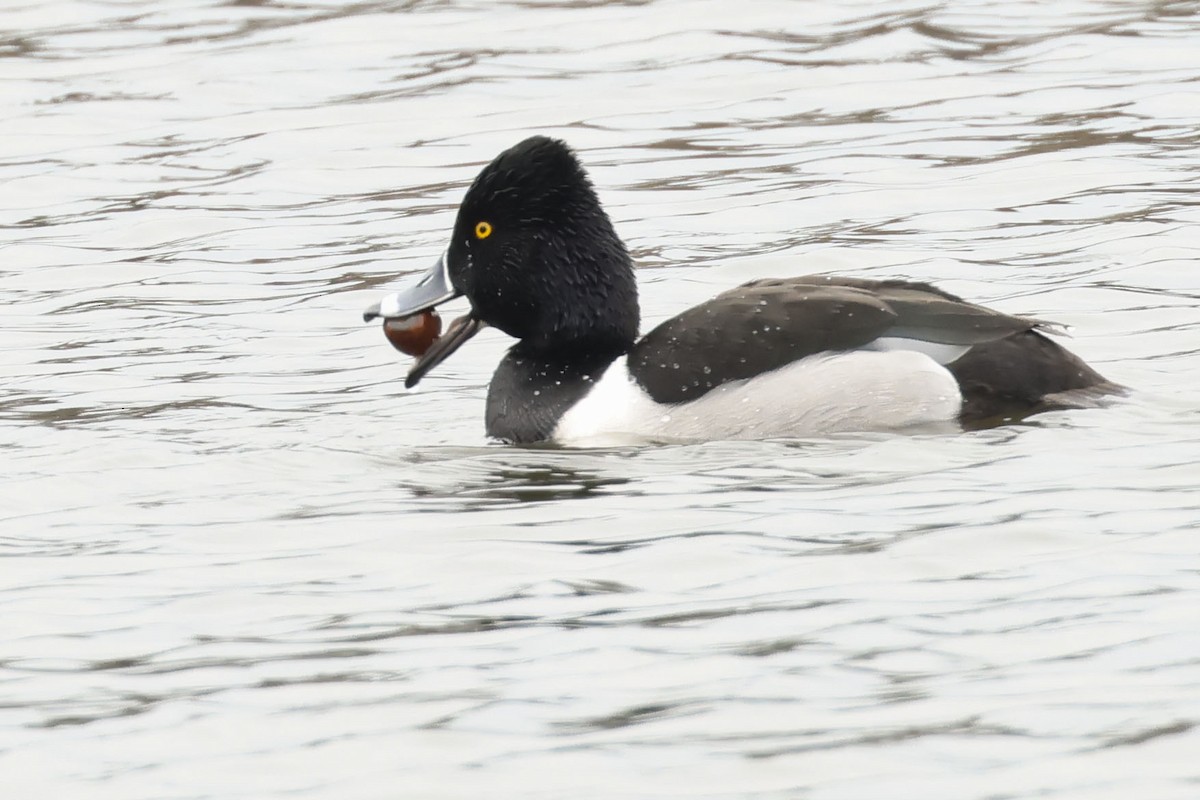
[3, 1, 1199, 797]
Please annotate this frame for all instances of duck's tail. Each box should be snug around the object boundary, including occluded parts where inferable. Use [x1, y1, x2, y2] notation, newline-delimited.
[948, 330, 1123, 427]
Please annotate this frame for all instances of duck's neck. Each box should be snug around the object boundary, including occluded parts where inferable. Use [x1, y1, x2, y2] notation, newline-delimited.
[484, 340, 627, 444]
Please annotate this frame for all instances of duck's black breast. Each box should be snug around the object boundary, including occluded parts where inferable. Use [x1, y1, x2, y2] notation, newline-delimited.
[484, 345, 624, 444]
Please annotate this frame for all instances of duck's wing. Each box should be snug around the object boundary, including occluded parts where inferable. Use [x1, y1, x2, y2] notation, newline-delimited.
[809, 276, 1060, 344]
[628, 276, 1048, 405]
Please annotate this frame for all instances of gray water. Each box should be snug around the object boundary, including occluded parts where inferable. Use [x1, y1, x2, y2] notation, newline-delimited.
[3, 1, 1200, 798]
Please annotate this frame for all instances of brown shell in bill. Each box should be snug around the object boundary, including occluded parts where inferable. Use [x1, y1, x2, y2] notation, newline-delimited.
[382, 310, 442, 357]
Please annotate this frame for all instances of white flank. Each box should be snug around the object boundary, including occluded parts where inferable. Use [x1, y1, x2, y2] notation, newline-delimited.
[553, 350, 963, 447]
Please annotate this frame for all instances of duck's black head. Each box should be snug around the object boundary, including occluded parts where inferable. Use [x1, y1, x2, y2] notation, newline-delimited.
[447, 136, 639, 349]
[364, 137, 640, 387]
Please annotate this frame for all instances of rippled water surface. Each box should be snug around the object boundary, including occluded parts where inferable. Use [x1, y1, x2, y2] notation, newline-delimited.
[4, 1, 1200, 797]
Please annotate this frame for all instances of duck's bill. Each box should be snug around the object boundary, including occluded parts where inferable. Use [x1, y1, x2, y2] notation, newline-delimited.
[405, 314, 484, 389]
[364, 252, 484, 388]
[362, 252, 458, 322]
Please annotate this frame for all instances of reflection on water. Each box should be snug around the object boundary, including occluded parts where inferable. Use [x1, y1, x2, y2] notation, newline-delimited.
[386, 446, 638, 505]
[3, 0, 1200, 798]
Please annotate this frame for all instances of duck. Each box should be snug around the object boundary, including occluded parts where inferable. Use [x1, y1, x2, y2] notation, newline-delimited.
[363, 136, 1117, 446]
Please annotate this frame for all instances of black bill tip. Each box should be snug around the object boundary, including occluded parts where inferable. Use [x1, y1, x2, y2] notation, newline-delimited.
[404, 314, 485, 389]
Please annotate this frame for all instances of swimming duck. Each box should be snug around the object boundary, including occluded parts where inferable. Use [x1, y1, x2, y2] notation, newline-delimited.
[363, 136, 1115, 445]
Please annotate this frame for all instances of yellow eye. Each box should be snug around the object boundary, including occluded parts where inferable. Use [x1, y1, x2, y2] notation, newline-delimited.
[474, 221, 493, 240]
